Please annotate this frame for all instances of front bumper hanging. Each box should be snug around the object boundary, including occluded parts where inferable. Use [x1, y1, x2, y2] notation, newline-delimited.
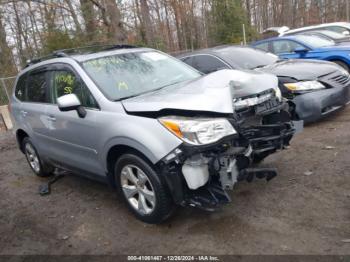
[157, 136, 279, 211]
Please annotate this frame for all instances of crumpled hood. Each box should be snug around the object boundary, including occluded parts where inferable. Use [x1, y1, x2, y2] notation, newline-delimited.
[121, 69, 278, 114]
[256, 59, 339, 80]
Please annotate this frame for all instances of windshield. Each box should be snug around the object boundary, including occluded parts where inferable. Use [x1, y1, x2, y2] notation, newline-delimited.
[217, 47, 279, 69]
[82, 51, 201, 100]
[316, 30, 347, 40]
[294, 35, 335, 48]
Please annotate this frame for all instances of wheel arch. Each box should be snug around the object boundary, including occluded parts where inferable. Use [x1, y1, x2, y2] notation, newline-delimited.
[327, 56, 350, 68]
[104, 141, 161, 188]
[16, 129, 29, 153]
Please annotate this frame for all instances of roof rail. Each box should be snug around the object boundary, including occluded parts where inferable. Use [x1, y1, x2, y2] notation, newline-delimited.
[24, 44, 138, 68]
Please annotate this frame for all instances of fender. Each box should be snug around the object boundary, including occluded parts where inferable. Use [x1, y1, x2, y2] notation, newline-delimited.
[98, 116, 183, 172]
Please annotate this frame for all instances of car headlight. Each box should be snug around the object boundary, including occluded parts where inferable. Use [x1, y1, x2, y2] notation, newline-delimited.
[233, 91, 274, 110]
[274, 86, 282, 101]
[159, 116, 236, 145]
[335, 65, 349, 76]
[284, 81, 325, 91]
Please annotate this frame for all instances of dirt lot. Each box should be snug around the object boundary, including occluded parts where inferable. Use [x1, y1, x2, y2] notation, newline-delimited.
[0, 108, 349, 255]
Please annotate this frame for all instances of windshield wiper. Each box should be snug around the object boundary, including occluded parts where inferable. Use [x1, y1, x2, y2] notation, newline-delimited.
[252, 64, 268, 69]
[115, 80, 186, 101]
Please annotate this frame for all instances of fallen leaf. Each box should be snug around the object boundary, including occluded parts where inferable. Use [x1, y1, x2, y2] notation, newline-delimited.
[304, 171, 313, 176]
[323, 146, 335, 150]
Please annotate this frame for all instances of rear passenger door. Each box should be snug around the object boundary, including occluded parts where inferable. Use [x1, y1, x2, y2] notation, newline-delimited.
[45, 64, 104, 177]
[18, 68, 52, 155]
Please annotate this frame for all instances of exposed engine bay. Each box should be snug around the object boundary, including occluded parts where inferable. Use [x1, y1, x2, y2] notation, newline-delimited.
[233, 88, 303, 163]
[158, 134, 278, 211]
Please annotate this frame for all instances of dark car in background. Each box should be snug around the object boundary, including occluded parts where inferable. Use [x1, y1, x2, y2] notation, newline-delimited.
[177, 46, 350, 123]
[176, 47, 302, 163]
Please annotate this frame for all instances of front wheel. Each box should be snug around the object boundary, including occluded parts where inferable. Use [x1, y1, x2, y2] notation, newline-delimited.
[114, 153, 174, 224]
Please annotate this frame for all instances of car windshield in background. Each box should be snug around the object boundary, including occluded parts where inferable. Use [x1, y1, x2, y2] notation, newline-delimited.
[217, 47, 279, 69]
[82, 51, 200, 100]
[315, 30, 347, 40]
[294, 35, 335, 48]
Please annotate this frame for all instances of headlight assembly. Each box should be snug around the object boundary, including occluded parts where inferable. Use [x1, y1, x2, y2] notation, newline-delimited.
[284, 81, 325, 92]
[159, 116, 236, 145]
[233, 92, 273, 110]
[274, 86, 282, 101]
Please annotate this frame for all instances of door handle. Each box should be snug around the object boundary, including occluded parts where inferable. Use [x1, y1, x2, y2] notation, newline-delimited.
[20, 110, 28, 117]
[47, 115, 56, 122]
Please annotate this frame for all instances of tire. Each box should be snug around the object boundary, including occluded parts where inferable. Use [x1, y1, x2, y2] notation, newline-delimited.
[333, 60, 350, 72]
[114, 153, 174, 224]
[22, 137, 54, 177]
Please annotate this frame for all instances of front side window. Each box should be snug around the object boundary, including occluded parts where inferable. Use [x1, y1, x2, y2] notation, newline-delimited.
[272, 40, 305, 54]
[51, 70, 98, 109]
[82, 51, 201, 100]
[26, 71, 49, 103]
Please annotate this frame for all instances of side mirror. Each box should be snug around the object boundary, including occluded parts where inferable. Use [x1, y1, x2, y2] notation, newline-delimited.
[294, 47, 309, 54]
[57, 94, 86, 118]
[342, 31, 350, 36]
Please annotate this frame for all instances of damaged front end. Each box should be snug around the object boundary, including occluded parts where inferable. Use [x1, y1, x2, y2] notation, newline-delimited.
[157, 133, 277, 211]
[230, 72, 303, 163]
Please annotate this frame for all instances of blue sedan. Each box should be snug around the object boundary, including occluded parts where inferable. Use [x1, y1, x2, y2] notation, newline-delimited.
[252, 35, 350, 71]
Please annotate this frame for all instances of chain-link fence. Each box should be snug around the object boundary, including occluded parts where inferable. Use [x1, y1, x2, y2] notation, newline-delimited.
[0, 76, 16, 106]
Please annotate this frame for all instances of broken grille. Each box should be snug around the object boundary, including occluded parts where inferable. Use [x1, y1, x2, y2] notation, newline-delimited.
[329, 74, 350, 85]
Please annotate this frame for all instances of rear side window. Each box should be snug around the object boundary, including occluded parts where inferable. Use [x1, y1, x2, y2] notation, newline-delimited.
[188, 55, 229, 74]
[15, 73, 27, 101]
[26, 71, 49, 103]
[51, 70, 98, 109]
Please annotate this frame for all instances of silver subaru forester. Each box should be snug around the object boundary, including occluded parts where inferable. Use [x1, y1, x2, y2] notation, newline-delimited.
[11, 45, 287, 223]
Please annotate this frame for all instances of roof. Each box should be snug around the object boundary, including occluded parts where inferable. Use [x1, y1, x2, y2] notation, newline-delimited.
[282, 22, 350, 36]
[24, 44, 144, 68]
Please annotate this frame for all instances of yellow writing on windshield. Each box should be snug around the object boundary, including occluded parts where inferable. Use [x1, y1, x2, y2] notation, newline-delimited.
[64, 86, 73, 94]
[118, 81, 128, 90]
[55, 73, 75, 86]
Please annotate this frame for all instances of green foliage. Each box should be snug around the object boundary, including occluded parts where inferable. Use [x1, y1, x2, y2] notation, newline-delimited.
[42, 30, 81, 55]
[209, 0, 256, 45]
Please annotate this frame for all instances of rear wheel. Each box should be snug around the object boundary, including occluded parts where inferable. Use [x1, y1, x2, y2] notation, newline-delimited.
[333, 60, 350, 72]
[22, 137, 54, 177]
[115, 153, 174, 224]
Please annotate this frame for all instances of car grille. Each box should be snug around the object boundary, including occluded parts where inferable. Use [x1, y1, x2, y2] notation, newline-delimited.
[329, 74, 350, 85]
[319, 71, 350, 87]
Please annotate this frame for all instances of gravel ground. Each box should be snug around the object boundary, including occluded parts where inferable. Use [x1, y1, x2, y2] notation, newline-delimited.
[0, 108, 349, 255]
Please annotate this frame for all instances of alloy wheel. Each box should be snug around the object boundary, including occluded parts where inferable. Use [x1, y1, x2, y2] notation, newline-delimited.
[120, 164, 156, 215]
[25, 143, 41, 173]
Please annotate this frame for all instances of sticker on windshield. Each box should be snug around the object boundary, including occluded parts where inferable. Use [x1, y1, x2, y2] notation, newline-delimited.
[141, 52, 167, 61]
